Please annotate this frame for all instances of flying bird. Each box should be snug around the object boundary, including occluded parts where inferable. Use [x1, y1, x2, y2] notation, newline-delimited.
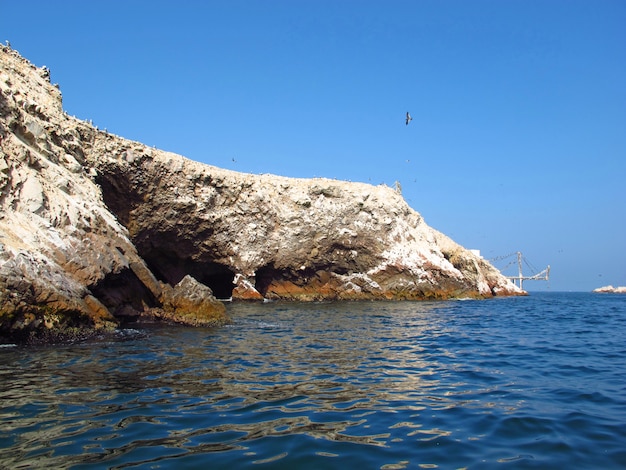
[405, 112, 412, 125]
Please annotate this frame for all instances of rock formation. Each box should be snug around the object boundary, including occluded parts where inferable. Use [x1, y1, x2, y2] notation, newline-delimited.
[0, 45, 522, 342]
[0, 45, 226, 342]
[593, 285, 626, 294]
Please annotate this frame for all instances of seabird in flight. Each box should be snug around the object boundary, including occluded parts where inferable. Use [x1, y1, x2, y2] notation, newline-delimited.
[405, 112, 412, 125]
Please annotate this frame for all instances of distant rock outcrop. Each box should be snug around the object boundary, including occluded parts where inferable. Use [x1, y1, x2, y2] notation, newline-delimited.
[593, 285, 626, 294]
[0, 45, 522, 342]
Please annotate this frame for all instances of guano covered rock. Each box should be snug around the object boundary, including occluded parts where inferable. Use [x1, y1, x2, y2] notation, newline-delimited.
[0, 45, 522, 343]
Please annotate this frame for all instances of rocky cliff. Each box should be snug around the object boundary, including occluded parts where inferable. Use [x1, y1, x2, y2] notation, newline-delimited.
[0, 45, 227, 342]
[0, 46, 522, 342]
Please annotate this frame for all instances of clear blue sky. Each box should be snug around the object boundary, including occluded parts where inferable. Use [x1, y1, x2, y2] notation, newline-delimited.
[2, 0, 625, 291]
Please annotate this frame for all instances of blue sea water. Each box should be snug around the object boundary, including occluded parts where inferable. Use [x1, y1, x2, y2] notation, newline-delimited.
[0, 292, 625, 469]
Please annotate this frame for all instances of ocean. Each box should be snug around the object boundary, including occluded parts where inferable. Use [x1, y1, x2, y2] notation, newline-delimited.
[1, 292, 624, 469]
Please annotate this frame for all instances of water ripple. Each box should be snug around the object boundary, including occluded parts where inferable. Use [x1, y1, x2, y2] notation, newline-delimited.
[1, 293, 625, 469]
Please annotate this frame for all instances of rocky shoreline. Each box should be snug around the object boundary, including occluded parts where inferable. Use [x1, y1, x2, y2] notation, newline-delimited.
[0, 45, 523, 344]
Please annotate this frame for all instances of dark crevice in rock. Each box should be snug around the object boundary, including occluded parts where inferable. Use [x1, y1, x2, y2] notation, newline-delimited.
[140, 248, 235, 299]
[255, 263, 333, 297]
[94, 170, 142, 228]
[253, 264, 275, 297]
[95, 169, 234, 299]
[202, 266, 236, 299]
[255, 264, 295, 296]
[90, 267, 159, 320]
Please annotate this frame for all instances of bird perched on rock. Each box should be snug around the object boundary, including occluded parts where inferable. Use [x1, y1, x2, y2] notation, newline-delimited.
[405, 112, 412, 125]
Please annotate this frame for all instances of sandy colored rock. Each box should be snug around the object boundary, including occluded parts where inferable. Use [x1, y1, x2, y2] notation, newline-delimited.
[156, 275, 228, 326]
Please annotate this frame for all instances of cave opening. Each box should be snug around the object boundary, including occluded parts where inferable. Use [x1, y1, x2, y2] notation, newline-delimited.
[90, 268, 160, 320]
[255, 263, 321, 297]
[200, 264, 236, 299]
[142, 249, 235, 299]
[254, 264, 278, 297]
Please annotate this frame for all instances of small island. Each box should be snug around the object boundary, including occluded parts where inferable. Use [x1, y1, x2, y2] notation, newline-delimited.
[593, 285, 626, 294]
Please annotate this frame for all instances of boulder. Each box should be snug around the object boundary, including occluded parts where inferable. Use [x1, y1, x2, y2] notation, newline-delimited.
[156, 275, 227, 327]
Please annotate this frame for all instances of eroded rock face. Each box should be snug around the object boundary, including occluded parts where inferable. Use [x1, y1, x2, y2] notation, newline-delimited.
[0, 46, 522, 341]
[87, 114, 523, 302]
[0, 45, 226, 342]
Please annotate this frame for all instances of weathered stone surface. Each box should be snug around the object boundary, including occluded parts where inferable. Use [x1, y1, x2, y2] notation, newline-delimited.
[155, 275, 228, 326]
[0, 46, 522, 342]
[92, 148, 523, 301]
[0, 46, 226, 342]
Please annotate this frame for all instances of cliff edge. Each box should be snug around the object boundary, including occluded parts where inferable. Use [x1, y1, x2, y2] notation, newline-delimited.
[0, 46, 522, 342]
